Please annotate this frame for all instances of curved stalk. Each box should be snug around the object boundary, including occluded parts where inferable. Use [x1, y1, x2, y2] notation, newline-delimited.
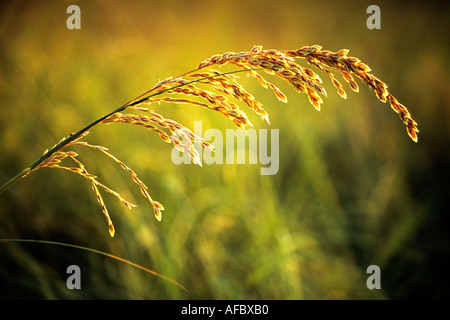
[0, 67, 262, 195]
[0, 238, 187, 291]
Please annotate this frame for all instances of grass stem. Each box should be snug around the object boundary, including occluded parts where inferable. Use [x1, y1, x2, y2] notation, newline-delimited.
[0, 238, 187, 292]
[0, 68, 261, 195]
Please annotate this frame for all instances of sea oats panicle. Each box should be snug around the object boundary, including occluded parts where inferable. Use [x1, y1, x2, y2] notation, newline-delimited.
[0, 44, 419, 236]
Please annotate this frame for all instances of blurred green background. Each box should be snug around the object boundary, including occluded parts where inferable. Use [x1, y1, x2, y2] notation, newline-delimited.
[0, 0, 449, 299]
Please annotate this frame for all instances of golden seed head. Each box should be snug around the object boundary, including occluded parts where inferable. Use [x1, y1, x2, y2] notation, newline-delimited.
[29, 44, 418, 236]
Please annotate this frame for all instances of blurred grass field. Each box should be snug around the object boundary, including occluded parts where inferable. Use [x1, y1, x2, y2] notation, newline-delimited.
[1, 0, 449, 299]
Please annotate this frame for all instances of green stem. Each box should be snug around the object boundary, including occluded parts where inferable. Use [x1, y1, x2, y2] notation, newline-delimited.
[0, 238, 187, 292]
[0, 67, 263, 194]
[0, 168, 31, 194]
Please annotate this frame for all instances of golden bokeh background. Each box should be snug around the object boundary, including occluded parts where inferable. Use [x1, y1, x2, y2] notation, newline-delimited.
[0, 0, 449, 299]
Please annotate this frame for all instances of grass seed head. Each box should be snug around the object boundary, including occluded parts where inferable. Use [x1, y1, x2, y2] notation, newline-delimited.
[15, 44, 419, 237]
